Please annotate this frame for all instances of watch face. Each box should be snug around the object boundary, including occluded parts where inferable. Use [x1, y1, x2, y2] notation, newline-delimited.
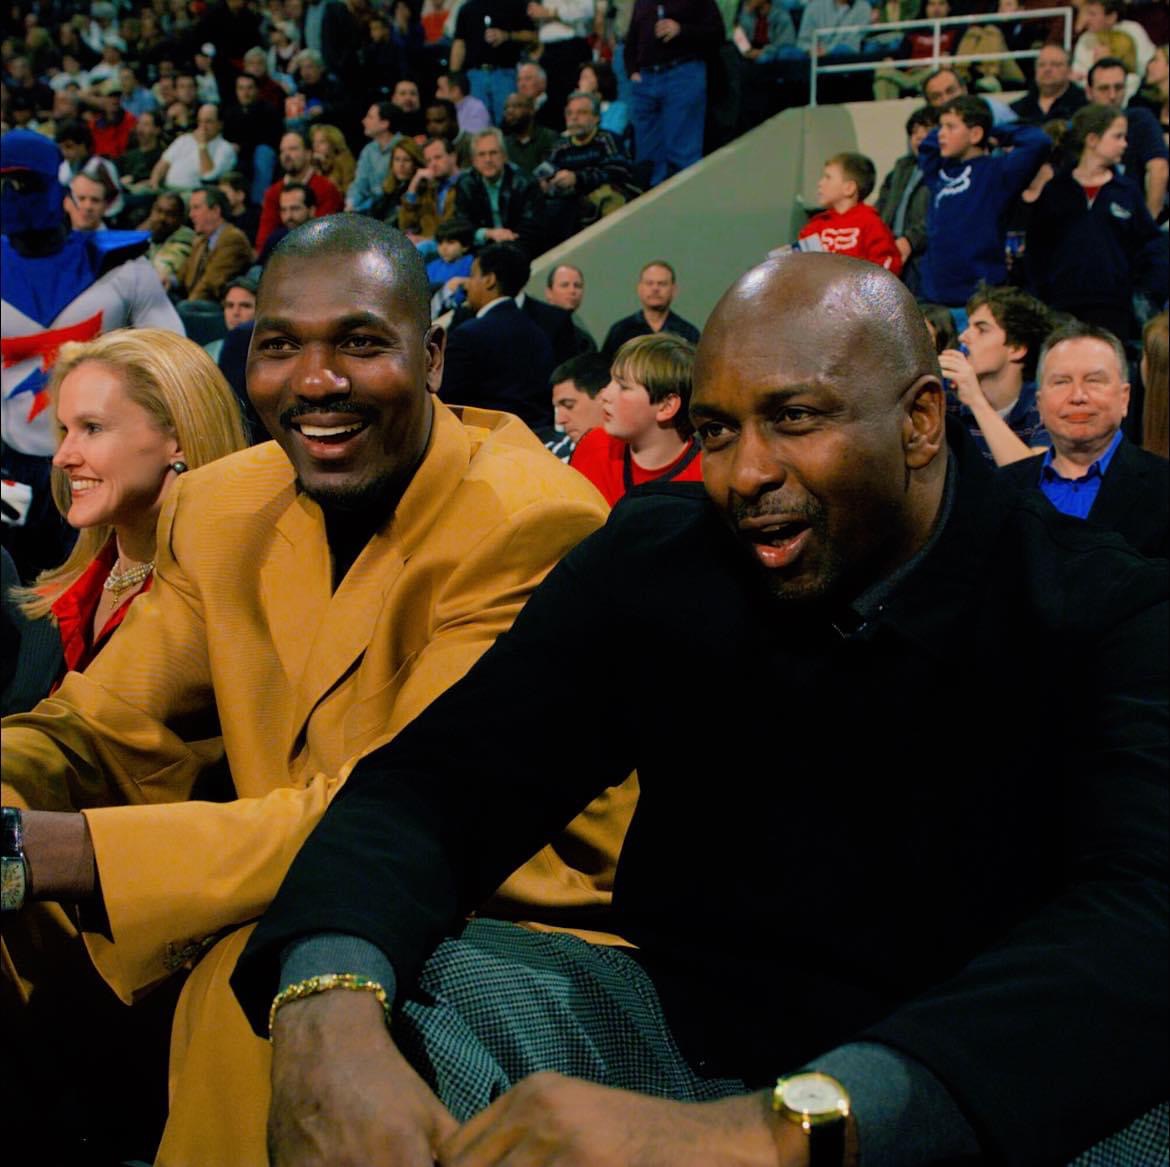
[782, 1074, 848, 1118]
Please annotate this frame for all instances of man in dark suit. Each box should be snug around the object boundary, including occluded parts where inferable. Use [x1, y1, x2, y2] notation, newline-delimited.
[440, 243, 555, 428]
[998, 321, 1168, 558]
[448, 246, 580, 366]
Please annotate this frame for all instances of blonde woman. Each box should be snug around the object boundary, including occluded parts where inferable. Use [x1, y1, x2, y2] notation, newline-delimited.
[11, 329, 246, 691]
[310, 123, 357, 193]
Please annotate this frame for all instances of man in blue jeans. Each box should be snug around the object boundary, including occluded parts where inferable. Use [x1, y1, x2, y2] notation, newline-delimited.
[448, 0, 536, 125]
[625, 0, 723, 186]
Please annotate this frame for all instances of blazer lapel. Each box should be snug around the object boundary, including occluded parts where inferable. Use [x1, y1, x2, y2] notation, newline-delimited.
[260, 491, 333, 688]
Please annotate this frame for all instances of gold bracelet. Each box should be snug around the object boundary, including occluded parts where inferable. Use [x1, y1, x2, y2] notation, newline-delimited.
[268, 973, 390, 1040]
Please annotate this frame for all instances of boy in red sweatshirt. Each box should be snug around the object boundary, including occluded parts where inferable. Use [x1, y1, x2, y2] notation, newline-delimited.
[798, 152, 904, 276]
[570, 332, 702, 506]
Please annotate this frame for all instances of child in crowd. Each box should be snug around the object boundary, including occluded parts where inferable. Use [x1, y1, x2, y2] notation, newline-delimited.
[570, 333, 702, 506]
[425, 216, 474, 314]
[1028, 103, 1166, 342]
[917, 95, 1050, 310]
[1072, 0, 1142, 83]
[799, 152, 903, 274]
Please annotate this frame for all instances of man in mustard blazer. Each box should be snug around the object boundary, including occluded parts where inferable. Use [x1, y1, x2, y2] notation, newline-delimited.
[2, 218, 630, 1162]
[177, 186, 254, 304]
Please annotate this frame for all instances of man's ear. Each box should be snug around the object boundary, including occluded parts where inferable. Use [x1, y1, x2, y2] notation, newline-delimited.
[903, 375, 946, 469]
[424, 325, 446, 394]
[1006, 341, 1028, 369]
[970, 123, 986, 148]
[655, 393, 681, 425]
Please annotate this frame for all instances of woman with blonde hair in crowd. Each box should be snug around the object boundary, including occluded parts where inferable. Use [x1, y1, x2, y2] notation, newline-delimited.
[310, 123, 356, 193]
[8, 329, 246, 704]
[1141, 310, 1168, 459]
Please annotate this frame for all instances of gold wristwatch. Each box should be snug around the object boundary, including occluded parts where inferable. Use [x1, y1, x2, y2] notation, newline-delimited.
[772, 1071, 850, 1167]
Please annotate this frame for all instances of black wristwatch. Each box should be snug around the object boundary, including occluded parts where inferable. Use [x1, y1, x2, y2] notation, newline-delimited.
[1, 807, 28, 912]
[773, 1071, 851, 1167]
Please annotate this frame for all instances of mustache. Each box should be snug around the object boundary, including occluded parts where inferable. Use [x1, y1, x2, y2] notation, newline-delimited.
[729, 495, 823, 526]
[278, 400, 380, 430]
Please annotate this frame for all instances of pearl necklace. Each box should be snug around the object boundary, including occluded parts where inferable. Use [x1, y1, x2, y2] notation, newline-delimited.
[103, 558, 154, 601]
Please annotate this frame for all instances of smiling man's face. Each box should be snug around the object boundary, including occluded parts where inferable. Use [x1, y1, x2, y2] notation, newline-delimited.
[247, 248, 444, 510]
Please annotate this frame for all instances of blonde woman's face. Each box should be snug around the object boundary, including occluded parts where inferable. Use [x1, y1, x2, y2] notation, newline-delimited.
[52, 362, 180, 534]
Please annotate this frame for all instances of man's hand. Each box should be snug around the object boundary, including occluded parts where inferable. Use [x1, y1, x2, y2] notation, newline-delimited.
[484, 26, 509, 45]
[550, 169, 577, 191]
[895, 236, 912, 263]
[654, 16, 681, 39]
[409, 166, 435, 193]
[436, 1074, 795, 1167]
[938, 347, 984, 409]
[483, 227, 519, 242]
[269, 990, 459, 1166]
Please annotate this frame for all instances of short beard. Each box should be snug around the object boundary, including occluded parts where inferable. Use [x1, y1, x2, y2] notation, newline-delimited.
[299, 470, 404, 523]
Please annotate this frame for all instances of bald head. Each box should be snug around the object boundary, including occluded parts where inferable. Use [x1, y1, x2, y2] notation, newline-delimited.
[700, 253, 939, 400]
[264, 215, 432, 332]
[691, 254, 947, 605]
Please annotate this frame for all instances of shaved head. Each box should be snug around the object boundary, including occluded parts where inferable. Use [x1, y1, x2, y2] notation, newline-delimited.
[698, 253, 939, 401]
[263, 214, 432, 332]
[691, 254, 947, 604]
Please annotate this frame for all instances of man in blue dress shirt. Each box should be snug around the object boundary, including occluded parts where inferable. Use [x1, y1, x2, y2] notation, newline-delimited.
[998, 320, 1169, 558]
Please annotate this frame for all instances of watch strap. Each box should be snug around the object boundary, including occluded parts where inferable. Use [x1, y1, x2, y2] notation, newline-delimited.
[807, 1114, 847, 1167]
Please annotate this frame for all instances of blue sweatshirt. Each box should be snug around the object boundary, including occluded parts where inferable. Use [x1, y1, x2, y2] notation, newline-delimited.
[917, 121, 1050, 307]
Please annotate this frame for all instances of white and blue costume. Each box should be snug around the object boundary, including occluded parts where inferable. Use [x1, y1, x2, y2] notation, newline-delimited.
[1, 130, 183, 578]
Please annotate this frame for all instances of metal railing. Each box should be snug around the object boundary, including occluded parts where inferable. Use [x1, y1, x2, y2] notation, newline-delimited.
[809, 6, 1074, 105]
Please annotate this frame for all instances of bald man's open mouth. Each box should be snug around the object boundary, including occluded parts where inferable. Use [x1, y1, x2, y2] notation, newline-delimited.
[736, 515, 813, 570]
